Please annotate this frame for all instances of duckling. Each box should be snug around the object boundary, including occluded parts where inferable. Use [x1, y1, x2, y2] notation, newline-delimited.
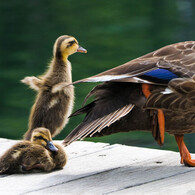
[22, 35, 87, 140]
[0, 127, 67, 174]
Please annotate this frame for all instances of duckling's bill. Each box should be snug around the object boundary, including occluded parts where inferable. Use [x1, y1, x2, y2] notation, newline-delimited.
[77, 46, 87, 53]
[46, 141, 58, 152]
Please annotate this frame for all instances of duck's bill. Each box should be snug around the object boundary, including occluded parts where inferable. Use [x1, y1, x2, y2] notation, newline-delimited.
[77, 46, 87, 53]
[46, 141, 58, 152]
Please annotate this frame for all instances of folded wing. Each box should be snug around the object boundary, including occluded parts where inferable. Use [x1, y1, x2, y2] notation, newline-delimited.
[72, 41, 195, 84]
[144, 76, 195, 111]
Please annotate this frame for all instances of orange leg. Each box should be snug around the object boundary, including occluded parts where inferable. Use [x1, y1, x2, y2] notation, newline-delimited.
[157, 110, 165, 145]
[175, 135, 195, 167]
[142, 84, 165, 145]
[142, 83, 151, 98]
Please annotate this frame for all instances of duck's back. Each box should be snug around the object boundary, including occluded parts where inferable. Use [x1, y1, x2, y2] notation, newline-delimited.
[0, 141, 46, 174]
[25, 83, 74, 140]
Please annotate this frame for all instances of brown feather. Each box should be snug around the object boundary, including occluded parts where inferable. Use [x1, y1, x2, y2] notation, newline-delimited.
[145, 77, 195, 111]
[0, 128, 67, 174]
[22, 35, 84, 140]
[64, 104, 134, 145]
[64, 41, 195, 146]
[71, 41, 195, 85]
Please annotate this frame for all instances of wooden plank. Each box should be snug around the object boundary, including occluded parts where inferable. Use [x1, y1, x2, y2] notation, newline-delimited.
[25, 152, 194, 195]
[0, 138, 18, 153]
[0, 140, 116, 194]
[0, 139, 194, 195]
[110, 170, 195, 195]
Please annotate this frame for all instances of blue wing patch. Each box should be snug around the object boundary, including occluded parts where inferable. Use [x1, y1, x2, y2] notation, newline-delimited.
[143, 68, 178, 81]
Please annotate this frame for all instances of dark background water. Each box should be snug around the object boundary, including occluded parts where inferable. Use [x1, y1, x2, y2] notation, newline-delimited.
[0, 0, 195, 152]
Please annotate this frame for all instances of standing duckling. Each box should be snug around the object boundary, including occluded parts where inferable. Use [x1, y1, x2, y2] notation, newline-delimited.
[0, 127, 67, 174]
[22, 35, 87, 140]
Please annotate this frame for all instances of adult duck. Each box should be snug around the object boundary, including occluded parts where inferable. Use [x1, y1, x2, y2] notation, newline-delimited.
[63, 41, 195, 167]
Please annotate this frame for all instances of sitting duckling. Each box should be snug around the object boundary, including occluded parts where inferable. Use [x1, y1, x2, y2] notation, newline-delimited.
[0, 127, 67, 174]
[22, 35, 87, 140]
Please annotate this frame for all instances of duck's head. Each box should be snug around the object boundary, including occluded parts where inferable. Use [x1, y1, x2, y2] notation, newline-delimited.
[53, 35, 87, 60]
[31, 127, 58, 152]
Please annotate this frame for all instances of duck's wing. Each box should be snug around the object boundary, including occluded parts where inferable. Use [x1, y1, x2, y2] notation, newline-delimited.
[144, 76, 195, 111]
[63, 82, 145, 146]
[72, 41, 195, 85]
[64, 42, 195, 146]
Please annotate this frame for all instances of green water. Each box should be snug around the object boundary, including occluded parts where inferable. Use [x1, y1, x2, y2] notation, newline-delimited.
[0, 0, 195, 152]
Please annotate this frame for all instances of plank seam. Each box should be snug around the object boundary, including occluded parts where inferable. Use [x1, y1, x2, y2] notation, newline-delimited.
[18, 167, 121, 195]
[105, 169, 195, 194]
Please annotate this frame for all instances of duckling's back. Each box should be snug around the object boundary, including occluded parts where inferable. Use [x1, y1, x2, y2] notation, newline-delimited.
[26, 85, 74, 140]
[0, 141, 32, 173]
[0, 141, 48, 174]
[0, 141, 67, 174]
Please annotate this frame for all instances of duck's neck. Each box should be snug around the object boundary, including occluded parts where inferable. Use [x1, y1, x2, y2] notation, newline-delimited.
[43, 55, 72, 84]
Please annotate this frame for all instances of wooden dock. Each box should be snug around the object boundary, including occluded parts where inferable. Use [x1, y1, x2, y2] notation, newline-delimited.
[0, 138, 195, 195]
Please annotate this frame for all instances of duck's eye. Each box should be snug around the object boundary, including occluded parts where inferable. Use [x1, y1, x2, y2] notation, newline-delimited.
[34, 135, 44, 140]
[67, 40, 76, 47]
[69, 40, 75, 44]
[34, 135, 48, 143]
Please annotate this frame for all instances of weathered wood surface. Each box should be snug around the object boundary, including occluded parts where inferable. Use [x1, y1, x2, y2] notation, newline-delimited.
[0, 138, 195, 195]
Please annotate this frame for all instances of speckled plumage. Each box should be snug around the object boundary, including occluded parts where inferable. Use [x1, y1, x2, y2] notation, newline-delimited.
[63, 41, 195, 146]
[22, 35, 86, 140]
[0, 128, 67, 174]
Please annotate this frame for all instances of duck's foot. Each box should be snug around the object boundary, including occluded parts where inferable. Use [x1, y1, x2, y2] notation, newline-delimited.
[175, 134, 195, 167]
[142, 84, 165, 145]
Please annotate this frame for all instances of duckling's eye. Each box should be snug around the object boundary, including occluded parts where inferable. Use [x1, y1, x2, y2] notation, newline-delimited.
[67, 40, 76, 47]
[34, 135, 44, 140]
[37, 136, 44, 139]
[69, 40, 75, 45]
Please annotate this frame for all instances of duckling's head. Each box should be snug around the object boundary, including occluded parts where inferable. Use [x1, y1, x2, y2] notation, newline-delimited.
[53, 35, 87, 60]
[31, 127, 58, 152]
